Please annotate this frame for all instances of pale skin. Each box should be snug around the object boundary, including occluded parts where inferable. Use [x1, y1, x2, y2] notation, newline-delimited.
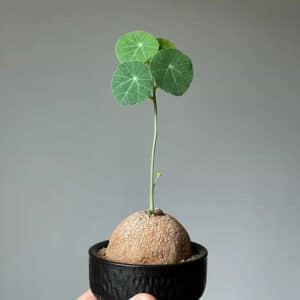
[77, 289, 156, 300]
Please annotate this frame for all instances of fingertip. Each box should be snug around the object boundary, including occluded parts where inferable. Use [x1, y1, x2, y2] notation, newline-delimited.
[88, 290, 97, 300]
[77, 289, 97, 300]
[129, 293, 157, 300]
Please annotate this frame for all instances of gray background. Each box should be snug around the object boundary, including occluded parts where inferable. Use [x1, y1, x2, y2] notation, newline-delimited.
[1, 0, 299, 299]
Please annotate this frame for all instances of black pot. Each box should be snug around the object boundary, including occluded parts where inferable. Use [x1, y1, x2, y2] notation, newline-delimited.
[89, 240, 207, 300]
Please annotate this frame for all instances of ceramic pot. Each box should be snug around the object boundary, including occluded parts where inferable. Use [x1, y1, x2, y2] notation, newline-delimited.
[89, 240, 207, 300]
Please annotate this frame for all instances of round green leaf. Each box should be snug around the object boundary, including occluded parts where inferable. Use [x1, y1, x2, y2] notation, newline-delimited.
[150, 49, 193, 96]
[115, 31, 159, 63]
[157, 37, 176, 50]
[111, 61, 153, 105]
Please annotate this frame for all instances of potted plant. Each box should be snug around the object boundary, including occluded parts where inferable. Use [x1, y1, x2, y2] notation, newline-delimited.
[89, 30, 208, 300]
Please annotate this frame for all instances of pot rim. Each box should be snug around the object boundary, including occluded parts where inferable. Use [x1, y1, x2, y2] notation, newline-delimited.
[89, 240, 208, 268]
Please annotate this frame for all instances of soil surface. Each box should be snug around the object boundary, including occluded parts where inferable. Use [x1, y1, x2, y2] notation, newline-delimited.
[98, 247, 201, 264]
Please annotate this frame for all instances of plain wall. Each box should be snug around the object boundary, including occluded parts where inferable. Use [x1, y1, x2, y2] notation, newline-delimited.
[1, 0, 299, 299]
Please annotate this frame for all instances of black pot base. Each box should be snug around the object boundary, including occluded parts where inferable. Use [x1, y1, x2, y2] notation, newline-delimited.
[89, 240, 207, 300]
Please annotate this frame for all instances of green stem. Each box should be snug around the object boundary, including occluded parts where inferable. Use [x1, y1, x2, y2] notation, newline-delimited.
[149, 87, 158, 214]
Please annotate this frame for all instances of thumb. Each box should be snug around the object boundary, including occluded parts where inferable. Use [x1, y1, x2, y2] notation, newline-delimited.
[129, 293, 157, 300]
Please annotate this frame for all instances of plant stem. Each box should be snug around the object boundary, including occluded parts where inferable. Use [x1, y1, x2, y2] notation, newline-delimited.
[149, 87, 158, 214]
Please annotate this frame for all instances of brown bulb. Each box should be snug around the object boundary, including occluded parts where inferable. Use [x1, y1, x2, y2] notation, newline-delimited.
[106, 210, 192, 265]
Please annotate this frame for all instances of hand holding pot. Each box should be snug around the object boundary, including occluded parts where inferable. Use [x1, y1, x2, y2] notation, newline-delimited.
[77, 290, 156, 300]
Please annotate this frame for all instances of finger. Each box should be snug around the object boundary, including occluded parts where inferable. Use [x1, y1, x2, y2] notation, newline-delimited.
[77, 289, 97, 300]
[129, 293, 157, 300]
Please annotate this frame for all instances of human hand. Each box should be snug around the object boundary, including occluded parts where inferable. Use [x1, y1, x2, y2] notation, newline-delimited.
[77, 289, 156, 300]
[77, 290, 97, 300]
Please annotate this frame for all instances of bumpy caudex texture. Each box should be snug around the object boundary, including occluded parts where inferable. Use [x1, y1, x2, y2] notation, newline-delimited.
[106, 210, 192, 265]
[111, 30, 193, 214]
